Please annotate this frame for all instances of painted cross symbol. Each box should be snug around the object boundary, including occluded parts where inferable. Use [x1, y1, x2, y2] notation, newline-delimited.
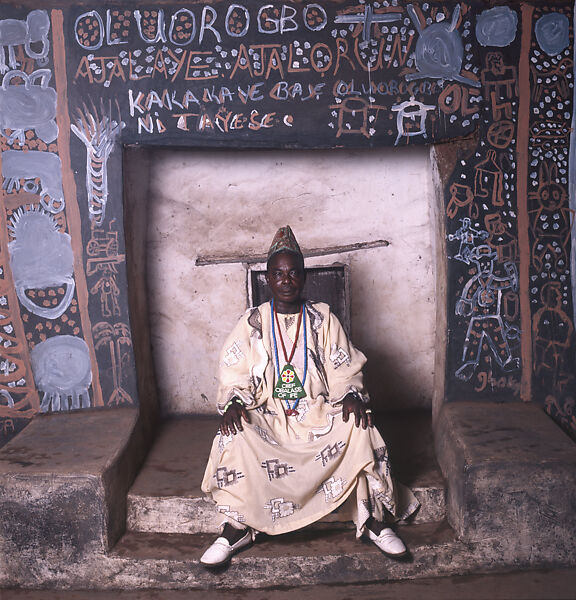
[335, 5, 402, 43]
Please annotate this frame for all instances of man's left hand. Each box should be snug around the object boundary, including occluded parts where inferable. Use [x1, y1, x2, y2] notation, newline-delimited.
[342, 394, 373, 429]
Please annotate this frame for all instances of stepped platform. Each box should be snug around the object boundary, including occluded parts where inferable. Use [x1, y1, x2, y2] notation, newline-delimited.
[127, 412, 446, 534]
[109, 522, 464, 589]
[1, 403, 575, 590]
[91, 411, 478, 589]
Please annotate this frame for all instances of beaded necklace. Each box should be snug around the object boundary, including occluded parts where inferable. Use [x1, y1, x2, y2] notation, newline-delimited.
[270, 299, 307, 416]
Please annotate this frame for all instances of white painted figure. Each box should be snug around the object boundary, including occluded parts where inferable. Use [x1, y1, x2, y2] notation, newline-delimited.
[0, 10, 50, 74]
[30, 335, 92, 412]
[8, 206, 75, 319]
[455, 245, 520, 381]
[448, 217, 489, 264]
[0, 69, 58, 145]
[391, 96, 435, 145]
[2, 150, 65, 213]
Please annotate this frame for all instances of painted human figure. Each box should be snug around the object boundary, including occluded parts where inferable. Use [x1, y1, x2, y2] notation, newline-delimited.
[484, 213, 518, 262]
[90, 267, 120, 317]
[529, 162, 573, 275]
[455, 245, 520, 381]
[532, 281, 574, 390]
[391, 96, 436, 146]
[448, 217, 489, 263]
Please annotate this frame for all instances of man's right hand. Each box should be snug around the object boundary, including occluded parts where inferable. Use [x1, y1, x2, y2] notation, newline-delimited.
[220, 400, 251, 436]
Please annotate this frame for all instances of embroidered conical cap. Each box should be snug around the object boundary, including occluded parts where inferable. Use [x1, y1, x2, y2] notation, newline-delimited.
[267, 225, 302, 259]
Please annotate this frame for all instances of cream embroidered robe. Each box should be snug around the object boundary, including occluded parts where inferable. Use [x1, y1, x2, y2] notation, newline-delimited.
[201, 301, 419, 535]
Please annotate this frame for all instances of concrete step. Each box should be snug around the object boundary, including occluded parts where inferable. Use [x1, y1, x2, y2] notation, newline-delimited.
[127, 413, 446, 534]
[109, 521, 470, 589]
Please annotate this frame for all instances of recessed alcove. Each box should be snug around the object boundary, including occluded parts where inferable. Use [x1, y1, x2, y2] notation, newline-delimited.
[125, 145, 438, 417]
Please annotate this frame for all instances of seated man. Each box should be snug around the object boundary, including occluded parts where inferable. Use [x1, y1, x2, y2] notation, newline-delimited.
[200, 226, 419, 567]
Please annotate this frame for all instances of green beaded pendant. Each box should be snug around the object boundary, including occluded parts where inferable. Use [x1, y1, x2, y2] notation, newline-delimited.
[273, 363, 306, 401]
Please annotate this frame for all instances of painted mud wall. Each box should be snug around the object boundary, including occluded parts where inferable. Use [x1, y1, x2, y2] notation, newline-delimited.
[146, 146, 435, 415]
[442, 2, 576, 436]
[0, 0, 575, 448]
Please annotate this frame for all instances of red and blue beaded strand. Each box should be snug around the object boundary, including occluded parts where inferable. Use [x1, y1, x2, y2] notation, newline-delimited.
[270, 299, 307, 414]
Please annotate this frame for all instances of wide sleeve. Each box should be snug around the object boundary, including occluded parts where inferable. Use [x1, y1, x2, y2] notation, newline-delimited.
[323, 308, 370, 405]
[215, 308, 269, 413]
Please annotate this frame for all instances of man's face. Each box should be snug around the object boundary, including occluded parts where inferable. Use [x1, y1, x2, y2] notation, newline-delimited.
[265, 251, 305, 311]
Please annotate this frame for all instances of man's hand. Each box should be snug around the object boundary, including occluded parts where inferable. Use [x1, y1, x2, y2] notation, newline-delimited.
[220, 399, 251, 436]
[342, 393, 373, 429]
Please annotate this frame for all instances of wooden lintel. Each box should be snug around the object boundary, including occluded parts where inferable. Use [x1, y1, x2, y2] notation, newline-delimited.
[196, 239, 390, 266]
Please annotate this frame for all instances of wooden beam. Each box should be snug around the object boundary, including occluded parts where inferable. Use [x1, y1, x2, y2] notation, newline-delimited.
[196, 239, 390, 266]
[516, 3, 534, 402]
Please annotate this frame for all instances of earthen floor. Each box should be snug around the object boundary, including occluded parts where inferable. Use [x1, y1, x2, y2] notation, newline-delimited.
[3, 567, 575, 600]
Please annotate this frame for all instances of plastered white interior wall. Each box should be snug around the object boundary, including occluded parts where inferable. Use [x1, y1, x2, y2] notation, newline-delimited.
[147, 146, 435, 415]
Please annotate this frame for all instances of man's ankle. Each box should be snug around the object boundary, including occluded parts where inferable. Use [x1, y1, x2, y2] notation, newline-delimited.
[366, 517, 387, 536]
[222, 522, 248, 544]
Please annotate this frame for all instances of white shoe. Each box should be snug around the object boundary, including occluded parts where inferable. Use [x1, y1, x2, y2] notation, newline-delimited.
[366, 527, 408, 558]
[200, 528, 253, 567]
